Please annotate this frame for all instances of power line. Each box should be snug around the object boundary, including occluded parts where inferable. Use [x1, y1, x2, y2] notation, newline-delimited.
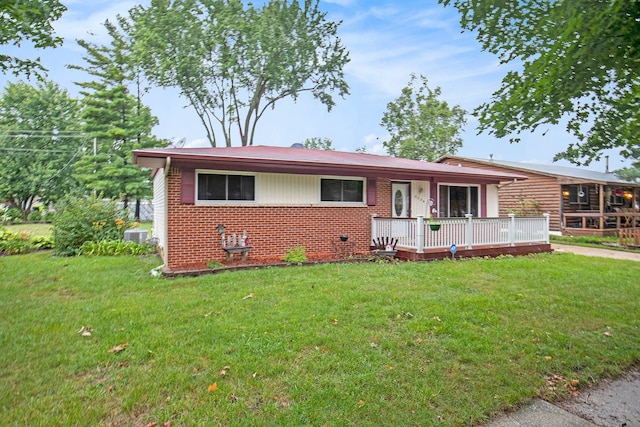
[0, 130, 90, 141]
[0, 147, 77, 154]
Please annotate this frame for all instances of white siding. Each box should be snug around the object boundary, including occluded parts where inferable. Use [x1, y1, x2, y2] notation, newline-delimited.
[486, 184, 499, 217]
[152, 169, 167, 264]
[410, 181, 430, 217]
[258, 173, 318, 204]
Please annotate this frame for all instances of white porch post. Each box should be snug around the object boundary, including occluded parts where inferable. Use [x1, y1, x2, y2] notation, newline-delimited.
[465, 214, 473, 249]
[371, 214, 377, 245]
[509, 213, 516, 247]
[543, 213, 550, 244]
[416, 215, 425, 253]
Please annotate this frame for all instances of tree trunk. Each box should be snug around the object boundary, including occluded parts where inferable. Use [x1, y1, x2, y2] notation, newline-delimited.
[135, 199, 141, 221]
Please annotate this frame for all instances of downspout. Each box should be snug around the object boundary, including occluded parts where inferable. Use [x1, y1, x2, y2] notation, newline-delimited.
[164, 156, 171, 178]
[162, 156, 171, 267]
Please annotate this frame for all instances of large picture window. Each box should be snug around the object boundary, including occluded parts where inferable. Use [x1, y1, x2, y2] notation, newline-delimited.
[197, 173, 255, 201]
[321, 179, 364, 202]
[438, 185, 479, 217]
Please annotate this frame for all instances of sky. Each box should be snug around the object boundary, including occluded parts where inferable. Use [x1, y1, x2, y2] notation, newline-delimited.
[0, 0, 631, 173]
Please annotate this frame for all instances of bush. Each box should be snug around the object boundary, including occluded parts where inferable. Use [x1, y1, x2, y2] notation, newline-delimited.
[43, 210, 57, 222]
[79, 240, 155, 256]
[0, 227, 54, 255]
[27, 210, 42, 222]
[53, 195, 135, 256]
[30, 235, 54, 250]
[0, 228, 33, 254]
[281, 245, 307, 263]
[1, 207, 23, 223]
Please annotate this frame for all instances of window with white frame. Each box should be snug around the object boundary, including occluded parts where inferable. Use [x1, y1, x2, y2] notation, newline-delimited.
[438, 184, 479, 217]
[197, 172, 255, 201]
[320, 178, 364, 202]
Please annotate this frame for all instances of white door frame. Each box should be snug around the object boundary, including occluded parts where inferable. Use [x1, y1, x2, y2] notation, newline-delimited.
[392, 183, 410, 218]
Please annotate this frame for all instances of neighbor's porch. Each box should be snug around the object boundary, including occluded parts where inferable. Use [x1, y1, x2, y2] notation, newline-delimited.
[371, 214, 551, 261]
[561, 184, 639, 237]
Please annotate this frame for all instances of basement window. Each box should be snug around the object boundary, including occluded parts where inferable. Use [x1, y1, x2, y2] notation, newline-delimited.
[197, 173, 255, 201]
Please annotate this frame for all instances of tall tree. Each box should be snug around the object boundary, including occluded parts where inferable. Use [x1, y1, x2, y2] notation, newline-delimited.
[615, 148, 640, 184]
[441, 0, 640, 165]
[68, 20, 161, 215]
[1, 0, 67, 78]
[381, 74, 467, 162]
[0, 81, 82, 220]
[124, 0, 350, 147]
[303, 137, 333, 150]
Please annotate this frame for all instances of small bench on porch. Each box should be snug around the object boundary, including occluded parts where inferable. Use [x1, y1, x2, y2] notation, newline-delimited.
[222, 246, 252, 262]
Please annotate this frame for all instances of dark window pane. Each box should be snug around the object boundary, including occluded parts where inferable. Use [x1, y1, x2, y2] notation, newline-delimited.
[228, 175, 255, 200]
[449, 186, 468, 217]
[343, 180, 363, 202]
[470, 187, 479, 216]
[198, 174, 226, 200]
[198, 174, 254, 201]
[321, 179, 342, 201]
[439, 185, 449, 217]
[321, 179, 363, 202]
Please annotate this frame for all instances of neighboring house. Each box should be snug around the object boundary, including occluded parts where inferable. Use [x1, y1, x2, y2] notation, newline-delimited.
[132, 146, 549, 273]
[437, 156, 640, 236]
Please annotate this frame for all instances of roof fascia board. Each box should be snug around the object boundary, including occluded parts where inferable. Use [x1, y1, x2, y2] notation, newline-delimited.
[168, 157, 518, 184]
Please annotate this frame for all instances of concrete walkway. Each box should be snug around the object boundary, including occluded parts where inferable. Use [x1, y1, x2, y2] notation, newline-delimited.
[486, 244, 640, 426]
[487, 367, 640, 426]
[551, 243, 640, 262]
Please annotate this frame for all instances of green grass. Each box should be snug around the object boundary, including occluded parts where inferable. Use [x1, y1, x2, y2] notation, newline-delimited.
[1, 252, 639, 426]
[4, 222, 53, 237]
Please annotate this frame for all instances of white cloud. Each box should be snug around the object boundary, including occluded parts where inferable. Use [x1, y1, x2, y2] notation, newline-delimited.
[323, 0, 355, 6]
[55, 1, 140, 46]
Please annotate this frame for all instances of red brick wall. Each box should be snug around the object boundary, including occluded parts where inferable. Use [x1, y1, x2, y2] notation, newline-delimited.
[165, 168, 392, 271]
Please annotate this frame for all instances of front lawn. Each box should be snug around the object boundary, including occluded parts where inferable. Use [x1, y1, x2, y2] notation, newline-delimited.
[1, 252, 638, 425]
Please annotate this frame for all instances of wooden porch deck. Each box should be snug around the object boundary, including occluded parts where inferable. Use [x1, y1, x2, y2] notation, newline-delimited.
[392, 243, 552, 262]
[563, 212, 640, 237]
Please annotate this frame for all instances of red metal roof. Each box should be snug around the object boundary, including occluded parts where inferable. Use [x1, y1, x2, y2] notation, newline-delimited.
[133, 145, 527, 183]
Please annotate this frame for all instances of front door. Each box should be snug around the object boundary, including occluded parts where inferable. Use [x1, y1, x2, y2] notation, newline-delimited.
[392, 183, 410, 218]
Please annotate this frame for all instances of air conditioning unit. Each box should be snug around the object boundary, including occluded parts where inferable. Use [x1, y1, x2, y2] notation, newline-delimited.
[124, 228, 149, 244]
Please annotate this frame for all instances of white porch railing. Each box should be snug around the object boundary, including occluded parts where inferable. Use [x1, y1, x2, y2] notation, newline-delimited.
[371, 214, 550, 253]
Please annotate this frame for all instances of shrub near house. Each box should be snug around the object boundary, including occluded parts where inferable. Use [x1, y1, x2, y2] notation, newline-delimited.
[0, 228, 53, 255]
[52, 195, 137, 256]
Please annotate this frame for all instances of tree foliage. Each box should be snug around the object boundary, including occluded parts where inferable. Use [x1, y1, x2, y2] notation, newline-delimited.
[303, 137, 333, 150]
[0, 81, 82, 220]
[381, 74, 467, 162]
[124, 0, 350, 147]
[441, 0, 640, 165]
[615, 148, 640, 184]
[1, 0, 67, 78]
[68, 20, 161, 208]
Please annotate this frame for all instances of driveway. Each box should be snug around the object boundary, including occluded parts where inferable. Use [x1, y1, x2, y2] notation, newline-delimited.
[552, 244, 640, 262]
